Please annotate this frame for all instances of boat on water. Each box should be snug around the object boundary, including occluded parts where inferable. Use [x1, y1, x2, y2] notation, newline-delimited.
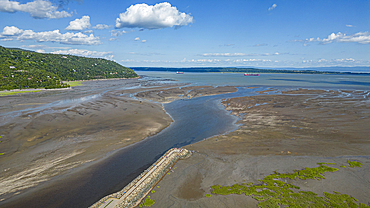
[176, 71, 184, 74]
[244, 73, 259, 76]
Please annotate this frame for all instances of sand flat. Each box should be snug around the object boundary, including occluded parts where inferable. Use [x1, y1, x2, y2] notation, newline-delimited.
[151, 88, 370, 207]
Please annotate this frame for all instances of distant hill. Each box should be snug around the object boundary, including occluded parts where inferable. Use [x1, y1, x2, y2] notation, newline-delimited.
[132, 67, 367, 74]
[0, 46, 138, 90]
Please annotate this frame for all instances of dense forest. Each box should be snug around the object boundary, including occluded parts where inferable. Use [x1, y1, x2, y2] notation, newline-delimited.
[132, 67, 363, 74]
[0, 46, 138, 90]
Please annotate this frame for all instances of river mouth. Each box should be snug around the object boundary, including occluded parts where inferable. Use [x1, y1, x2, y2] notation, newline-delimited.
[0, 80, 250, 208]
[1, 72, 369, 208]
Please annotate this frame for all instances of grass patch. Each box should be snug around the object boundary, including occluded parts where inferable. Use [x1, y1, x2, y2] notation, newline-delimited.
[0, 153, 4, 156]
[0, 90, 41, 96]
[151, 190, 155, 194]
[64, 81, 84, 87]
[210, 162, 368, 207]
[348, 160, 362, 168]
[341, 165, 347, 168]
[205, 194, 211, 198]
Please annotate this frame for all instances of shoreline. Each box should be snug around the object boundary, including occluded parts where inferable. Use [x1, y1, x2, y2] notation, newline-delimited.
[140, 87, 370, 207]
[1, 82, 369, 207]
[0, 81, 238, 207]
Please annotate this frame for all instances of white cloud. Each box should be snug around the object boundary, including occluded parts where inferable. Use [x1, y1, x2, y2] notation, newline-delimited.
[296, 31, 370, 44]
[0, 26, 101, 45]
[346, 25, 354, 27]
[0, 0, 72, 19]
[51, 48, 113, 58]
[201, 52, 281, 57]
[115, 2, 193, 29]
[110, 30, 126, 37]
[268, 4, 277, 11]
[93, 24, 112, 30]
[66, 16, 91, 31]
[141, 40, 146, 43]
[35, 49, 45, 53]
[1, 25, 22, 35]
[134, 37, 140, 41]
[83, 30, 93, 34]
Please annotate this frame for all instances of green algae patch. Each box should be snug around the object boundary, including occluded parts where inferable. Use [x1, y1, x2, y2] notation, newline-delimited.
[341, 165, 347, 168]
[0, 153, 4, 156]
[348, 160, 362, 168]
[151, 190, 155, 194]
[210, 162, 369, 208]
[143, 196, 155, 207]
[205, 194, 211, 198]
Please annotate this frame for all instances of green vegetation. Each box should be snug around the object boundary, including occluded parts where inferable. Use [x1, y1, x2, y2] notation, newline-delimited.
[210, 162, 368, 208]
[0, 46, 138, 91]
[0, 90, 41, 96]
[151, 190, 155, 194]
[205, 194, 211, 198]
[64, 81, 84, 87]
[132, 67, 368, 75]
[348, 160, 362, 168]
[0, 153, 4, 156]
[143, 196, 155, 207]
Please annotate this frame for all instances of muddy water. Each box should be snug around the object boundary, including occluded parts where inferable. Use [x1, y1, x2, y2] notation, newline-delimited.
[2, 72, 369, 208]
[1, 86, 263, 208]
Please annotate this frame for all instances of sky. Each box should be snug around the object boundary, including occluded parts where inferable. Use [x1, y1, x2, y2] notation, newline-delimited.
[0, 0, 369, 68]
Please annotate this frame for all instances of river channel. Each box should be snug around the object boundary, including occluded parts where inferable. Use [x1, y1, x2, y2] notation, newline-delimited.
[2, 72, 369, 208]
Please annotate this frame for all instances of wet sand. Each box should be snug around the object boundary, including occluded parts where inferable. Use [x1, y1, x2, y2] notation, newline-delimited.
[0, 79, 238, 205]
[150, 88, 370, 207]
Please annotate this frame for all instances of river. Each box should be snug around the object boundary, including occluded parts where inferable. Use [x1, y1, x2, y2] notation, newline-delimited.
[1, 72, 369, 208]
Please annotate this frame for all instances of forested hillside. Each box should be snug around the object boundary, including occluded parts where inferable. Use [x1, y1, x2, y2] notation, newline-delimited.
[0, 46, 138, 90]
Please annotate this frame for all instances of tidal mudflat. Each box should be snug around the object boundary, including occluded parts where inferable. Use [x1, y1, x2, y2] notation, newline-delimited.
[149, 88, 370, 207]
[0, 78, 238, 207]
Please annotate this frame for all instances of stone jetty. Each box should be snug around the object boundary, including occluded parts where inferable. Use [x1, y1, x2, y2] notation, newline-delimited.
[90, 148, 192, 208]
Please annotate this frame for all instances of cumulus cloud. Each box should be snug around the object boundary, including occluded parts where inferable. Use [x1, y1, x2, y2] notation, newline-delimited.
[0, 26, 101, 45]
[295, 31, 370, 44]
[83, 30, 93, 34]
[115, 2, 193, 29]
[110, 30, 126, 37]
[51, 48, 113, 58]
[141, 39, 146, 43]
[66, 16, 91, 31]
[93, 24, 112, 30]
[268, 4, 277, 11]
[0, 0, 72, 19]
[134, 37, 140, 41]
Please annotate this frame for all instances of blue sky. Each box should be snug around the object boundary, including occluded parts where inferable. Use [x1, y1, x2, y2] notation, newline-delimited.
[0, 0, 369, 68]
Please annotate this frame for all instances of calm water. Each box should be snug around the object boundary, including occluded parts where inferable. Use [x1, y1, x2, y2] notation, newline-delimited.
[2, 72, 369, 208]
[137, 71, 370, 90]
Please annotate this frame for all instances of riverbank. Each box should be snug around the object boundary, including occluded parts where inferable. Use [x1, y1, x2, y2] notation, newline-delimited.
[0, 79, 238, 206]
[149, 88, 370, 207]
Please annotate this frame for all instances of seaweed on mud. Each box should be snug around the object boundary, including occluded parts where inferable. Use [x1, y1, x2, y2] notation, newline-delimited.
[347, 160, 362, 168]
[210, 162, 369, 208]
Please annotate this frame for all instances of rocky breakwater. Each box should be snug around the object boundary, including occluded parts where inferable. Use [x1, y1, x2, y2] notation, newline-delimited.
[90, 148, 192, 208]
